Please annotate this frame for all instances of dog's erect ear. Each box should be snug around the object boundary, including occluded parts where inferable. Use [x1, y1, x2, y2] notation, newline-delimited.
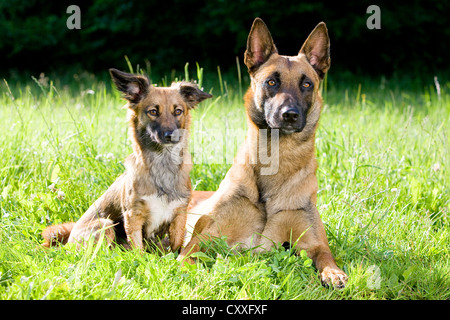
[179, 83, 213, 109]
[109, 68, 150, 104]
[244, 18, 278, 73]
[299, 22, 330, 79]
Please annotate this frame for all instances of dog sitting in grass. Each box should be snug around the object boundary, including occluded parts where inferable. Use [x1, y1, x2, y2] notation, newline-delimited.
[42, 68, 212, 251]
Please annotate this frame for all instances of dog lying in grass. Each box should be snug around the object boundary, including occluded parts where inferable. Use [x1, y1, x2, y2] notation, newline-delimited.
[179, 18, 348, 288]
[42, 68, 212, 251]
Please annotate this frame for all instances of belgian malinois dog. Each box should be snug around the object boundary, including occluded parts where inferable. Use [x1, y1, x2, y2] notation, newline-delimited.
[179, 18, 348, 288]
[42, 68, 212, 252]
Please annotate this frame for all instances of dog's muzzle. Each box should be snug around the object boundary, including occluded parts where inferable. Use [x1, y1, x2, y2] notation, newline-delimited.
[278, 105, 306, 133]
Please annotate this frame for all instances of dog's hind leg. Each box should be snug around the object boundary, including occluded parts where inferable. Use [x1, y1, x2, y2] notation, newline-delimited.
[68, 217, 116, 248]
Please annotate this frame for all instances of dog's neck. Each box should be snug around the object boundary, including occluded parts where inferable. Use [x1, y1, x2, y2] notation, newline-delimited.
[125, 112, 191, 201]
[146, 143, 190, 201]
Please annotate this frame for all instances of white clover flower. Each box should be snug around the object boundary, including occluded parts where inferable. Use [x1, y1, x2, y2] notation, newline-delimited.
[56, 190, 65, 201]
[432, 163, 441, 172]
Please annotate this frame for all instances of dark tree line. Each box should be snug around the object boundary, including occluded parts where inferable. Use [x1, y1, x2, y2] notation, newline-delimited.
[0, 0, 448, 77]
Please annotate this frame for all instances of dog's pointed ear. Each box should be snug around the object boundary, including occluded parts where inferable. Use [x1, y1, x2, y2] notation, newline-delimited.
[109, 68, 150, 105]
[244, 18, 278, 73]
[299, 22, 330, 79]
[179, 82, 213, 109]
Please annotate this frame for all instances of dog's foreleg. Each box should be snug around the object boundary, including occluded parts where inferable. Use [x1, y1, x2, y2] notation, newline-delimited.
[169, 207, 188, 253]
[259, 209, 348, 288]
[123, 209, 146, 250]
[177, 215, 215, 264]
[177, 235, 201, 265]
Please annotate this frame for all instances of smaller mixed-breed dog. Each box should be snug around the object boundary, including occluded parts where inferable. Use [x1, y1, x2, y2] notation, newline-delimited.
[42, 68, 212, 251]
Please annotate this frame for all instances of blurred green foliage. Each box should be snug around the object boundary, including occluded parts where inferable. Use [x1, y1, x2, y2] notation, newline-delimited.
[0, 0, 448, 77]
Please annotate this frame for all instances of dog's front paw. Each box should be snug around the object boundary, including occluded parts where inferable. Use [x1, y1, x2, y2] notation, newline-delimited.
[176, 254, 196, 266]
[320, 266, 348, 289]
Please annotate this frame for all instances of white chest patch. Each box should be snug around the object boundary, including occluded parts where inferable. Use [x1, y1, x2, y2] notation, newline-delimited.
[141, 194, 185, 238]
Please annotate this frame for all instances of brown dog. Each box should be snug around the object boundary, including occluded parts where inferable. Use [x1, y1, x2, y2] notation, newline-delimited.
[180, 18, 348, 288]
[42, 68, 212, 251]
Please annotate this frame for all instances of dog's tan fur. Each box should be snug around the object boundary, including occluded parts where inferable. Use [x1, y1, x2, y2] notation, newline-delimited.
[180, 18, 348, 288]
[42, 69, 212, 251]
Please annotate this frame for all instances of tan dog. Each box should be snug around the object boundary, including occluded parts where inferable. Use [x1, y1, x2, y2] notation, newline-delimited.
[180, 18, 348, 288]
[42, 68, 212, 252]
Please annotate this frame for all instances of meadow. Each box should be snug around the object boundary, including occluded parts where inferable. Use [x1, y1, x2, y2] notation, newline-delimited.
[0, 63, 449, 300]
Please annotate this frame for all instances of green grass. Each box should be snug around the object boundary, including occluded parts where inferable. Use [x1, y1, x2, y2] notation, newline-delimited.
[0, 66, 449, 300]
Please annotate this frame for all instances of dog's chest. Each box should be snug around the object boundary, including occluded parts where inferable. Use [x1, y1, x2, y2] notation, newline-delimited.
[148, 148, 190, 202]
[141, 194, 185, 238]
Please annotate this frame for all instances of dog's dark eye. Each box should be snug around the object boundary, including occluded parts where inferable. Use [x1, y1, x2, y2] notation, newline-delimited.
[302, 81, 312, 88]
[147, 109, 158, 116]
[146, 105, 159, 116]
[267, 79, 277, 86]
[174, 109, 183, 116]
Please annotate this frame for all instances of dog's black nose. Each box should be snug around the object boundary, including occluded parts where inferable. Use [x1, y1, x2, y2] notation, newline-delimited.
[163, 130, 174, 142]
[281, 108, 300, 123]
